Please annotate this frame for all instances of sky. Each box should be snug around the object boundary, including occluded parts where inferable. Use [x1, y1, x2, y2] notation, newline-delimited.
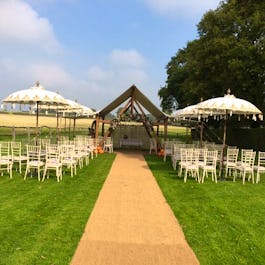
[0, 0, 221, 112]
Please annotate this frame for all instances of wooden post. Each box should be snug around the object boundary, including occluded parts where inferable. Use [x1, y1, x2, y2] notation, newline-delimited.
[95, 116, 100, 139]
[102, 116, 105, 136]
[164, 118, 168, 141]
[68, 116, 71, 139]
[73, 115, 76, 137]
[12, 127, 15, 141]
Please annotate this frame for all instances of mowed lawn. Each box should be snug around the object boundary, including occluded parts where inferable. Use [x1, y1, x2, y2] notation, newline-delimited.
[145, 155, 265, 265]
[0, 153, 116, 265]
[3, 113, 263, 264]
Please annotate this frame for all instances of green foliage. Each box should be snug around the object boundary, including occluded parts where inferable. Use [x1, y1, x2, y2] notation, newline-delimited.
[227, 127, 265, 150]
[0, 154, 115, 265]
[145, 154, 265, 265]
[159, 0, 265, 113]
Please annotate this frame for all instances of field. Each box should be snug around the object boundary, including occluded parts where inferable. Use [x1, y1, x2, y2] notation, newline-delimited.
[0, 112, 93, 128]
[0, 112, 189, 143]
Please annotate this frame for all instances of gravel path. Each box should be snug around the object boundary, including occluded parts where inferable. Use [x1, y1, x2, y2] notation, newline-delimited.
[71, 152, 199, 265]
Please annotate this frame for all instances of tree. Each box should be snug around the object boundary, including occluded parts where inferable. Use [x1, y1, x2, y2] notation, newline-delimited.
[159, 0, 265, 113]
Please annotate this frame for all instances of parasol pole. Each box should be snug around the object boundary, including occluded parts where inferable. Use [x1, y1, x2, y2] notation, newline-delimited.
[36, 101, 40, 140]
[68, 114, 71, 139]
[73, 113, 77, 137]
[199, 121, 204, 147]
[56, 108, 59, 141]
[220, 111, 227, 177]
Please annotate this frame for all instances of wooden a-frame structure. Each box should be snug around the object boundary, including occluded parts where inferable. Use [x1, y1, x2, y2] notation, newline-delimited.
[91, 85, 169, 144]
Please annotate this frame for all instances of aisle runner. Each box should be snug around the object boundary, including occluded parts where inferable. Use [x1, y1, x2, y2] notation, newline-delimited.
[71, 152, 199, 265]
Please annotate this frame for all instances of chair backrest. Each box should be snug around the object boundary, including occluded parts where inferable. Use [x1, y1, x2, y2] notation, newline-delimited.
[40, 138, 51, 149]
[180, 148, 188, 163]
[173, 144, 182, 157]
[257, 151, 265, 167]
[250, 151, 256, 167]
[26, 145, 41, 161]
[105, 137, 113, 145]
[196, 148, 207, 162]
[59, 144, 75, 159]
[184, 148, 198, 164]
[11, 141, 22, 157]
[192, 149, 200, 164]
[204, 150, 218, 166]
[46, 145, 60, 161]
[241, 149, 253, 164]
[164, 141, 172, 150]
[226, 148, 239, 163]
[0, 141, 10, 157]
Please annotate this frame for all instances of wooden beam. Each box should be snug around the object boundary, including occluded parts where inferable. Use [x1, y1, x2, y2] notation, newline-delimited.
[134, 100, 146, 118]
[131, 94, 135, 116]
[95, 116, 100, 139]
[118, 99, 131, 117]
[164, 117, 168, 141]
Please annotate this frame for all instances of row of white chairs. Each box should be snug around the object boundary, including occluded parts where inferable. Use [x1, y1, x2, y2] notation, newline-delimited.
[223, 148, 264, 184]
[168, 144, 264, 184]
[179, 148, 218, 183]
[0, 138, 99, 181]
[24, 143, 82, 182]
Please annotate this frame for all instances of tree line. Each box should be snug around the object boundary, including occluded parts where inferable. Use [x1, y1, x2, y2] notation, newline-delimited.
[159, 0, 265, 114]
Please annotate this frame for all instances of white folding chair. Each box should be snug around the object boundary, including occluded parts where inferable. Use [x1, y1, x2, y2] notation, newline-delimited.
[24, 145, 45, 181]
[183, 149, 200, 183]
[236, 150, 256, 184]
[224, 148, 239, 179]
[163, 141, 173, 162]
[60, 145, 77, 177]
[201, 150, 218, 183]
[171, 144, 182, 170]
[103, 137, 113, 153]
[0, 141, 12, 161]
[43, 145, 62, 182]
[0, 144, 13, 178]
[11, 141, 27, 174]
[254, 151, 265, 183]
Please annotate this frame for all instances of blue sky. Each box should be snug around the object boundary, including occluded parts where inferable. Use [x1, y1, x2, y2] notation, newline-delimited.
[0, 0, 221, 111]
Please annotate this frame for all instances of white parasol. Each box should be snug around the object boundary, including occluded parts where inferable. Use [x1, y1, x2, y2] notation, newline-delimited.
[2, 81, 67, 131]
[172, 104, 212, 120]
[196, 89, 263, 147]
[196, 89, 263, 173]
[196, 89, 263, 117]
[172, 104, 213, 145]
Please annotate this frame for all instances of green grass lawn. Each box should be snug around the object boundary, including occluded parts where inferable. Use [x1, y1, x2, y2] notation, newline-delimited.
[0, 153, 115, 265]
[145, 155, 265, 265]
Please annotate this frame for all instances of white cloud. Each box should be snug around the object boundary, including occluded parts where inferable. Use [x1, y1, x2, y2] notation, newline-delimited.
[0, 0, 60, 53]
[25, 63, 74, 90]
[109, 49, 147, 68]
[79, 49, 151, 108]
[144, 0, 221, 19]
[86, 66, 114, 82]
[117, 68, 148, 85]
[0, 60, 78, 105]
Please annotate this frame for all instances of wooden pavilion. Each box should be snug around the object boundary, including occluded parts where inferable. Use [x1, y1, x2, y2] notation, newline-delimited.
[91, 85, 169, 149]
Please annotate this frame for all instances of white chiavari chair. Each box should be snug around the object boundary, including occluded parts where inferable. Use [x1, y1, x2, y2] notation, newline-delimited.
[0, 143, 13, 178]
[255, 151, 265, 183]
[43, 144, 62, 182]
[24, 145, 45, 181]
[201, 150, 218, 183]
[11, 141, 27, 174]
